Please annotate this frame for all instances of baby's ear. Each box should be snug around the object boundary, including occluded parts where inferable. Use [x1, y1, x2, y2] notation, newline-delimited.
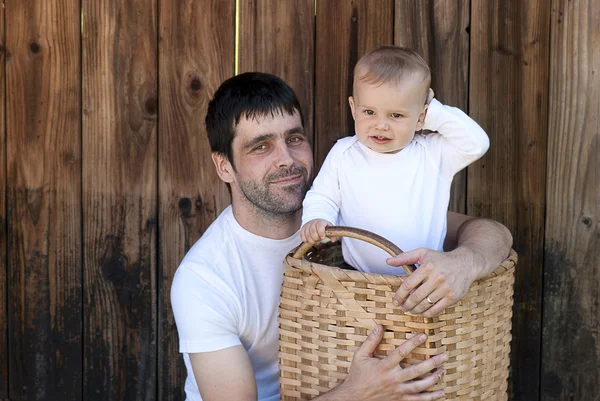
[416, 104, 429, 131]
[348, 96, 356, 120]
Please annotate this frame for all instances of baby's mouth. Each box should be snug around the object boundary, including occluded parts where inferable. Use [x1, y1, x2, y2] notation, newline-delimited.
[370, 135, 391, 144]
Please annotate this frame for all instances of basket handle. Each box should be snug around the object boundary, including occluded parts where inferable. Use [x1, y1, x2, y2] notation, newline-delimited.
[292, 226, 416, 274]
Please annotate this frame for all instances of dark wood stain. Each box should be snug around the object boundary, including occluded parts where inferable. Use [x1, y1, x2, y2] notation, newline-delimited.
[5, 1, 82, 400]
[467, 1, 551, 400]
[82, 0, 158, 400]
[157, 1, 234, 400]
[0, 2, 6, 397]
[541, 1, 599, 399]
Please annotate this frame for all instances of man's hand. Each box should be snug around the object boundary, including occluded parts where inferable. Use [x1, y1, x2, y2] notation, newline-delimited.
[387, 248, 478, 318]
[317, 325, 446, 400]
[300, 218, 335, 244]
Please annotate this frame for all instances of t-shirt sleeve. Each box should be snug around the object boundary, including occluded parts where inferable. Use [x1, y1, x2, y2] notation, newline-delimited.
[422, 98, 490, 177]
[171, 263, 242, 354]
[302, 141, 344, 226]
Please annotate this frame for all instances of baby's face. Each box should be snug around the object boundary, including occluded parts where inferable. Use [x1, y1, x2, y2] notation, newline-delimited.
[349, 76, 428, 153]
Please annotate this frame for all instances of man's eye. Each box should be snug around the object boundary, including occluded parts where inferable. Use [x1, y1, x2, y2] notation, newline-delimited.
[391, 113, 403, 118]
[364, 110, 375, 115]
[288, 136, 305, 145]
[252, 144, 268, 152]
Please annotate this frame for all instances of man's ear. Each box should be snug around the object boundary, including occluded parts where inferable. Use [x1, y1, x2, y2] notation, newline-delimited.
[348, 96, 356, 120]
[211, 153, 235, 184]
[416, 103, 429, 131]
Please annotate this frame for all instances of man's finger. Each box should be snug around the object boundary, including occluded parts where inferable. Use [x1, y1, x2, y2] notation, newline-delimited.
[382, 333, 427, 368]
[396, 369, 444, 395]
[397, 389, 445, 401]
[410, 288, 446, 315]
[422, 297, 452, 318]
[354, 325, 383, 359]
[386, 248, 424, 267]
[393, 268, 427, 306]
[401, 269, 438, 312]
[397, 353, 447, 382]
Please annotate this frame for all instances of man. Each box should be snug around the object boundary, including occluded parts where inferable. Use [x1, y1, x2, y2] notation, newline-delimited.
[171, 72, 512, 401]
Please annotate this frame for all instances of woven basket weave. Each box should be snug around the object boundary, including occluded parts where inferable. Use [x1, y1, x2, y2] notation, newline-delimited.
[278, 226, 516, 400]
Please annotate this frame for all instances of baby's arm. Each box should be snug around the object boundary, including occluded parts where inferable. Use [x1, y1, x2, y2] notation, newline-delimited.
[301, 142, 345, 243]
[423, 97, 490, 173]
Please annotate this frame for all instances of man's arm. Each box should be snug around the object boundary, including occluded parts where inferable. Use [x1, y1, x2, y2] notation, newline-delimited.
[191, 327, 446, 401]
[189, 346, 257, 401]
[387, 211, 513, 318]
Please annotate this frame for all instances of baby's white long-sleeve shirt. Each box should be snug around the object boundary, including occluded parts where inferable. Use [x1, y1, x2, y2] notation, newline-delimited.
[302, 99, 489, 274]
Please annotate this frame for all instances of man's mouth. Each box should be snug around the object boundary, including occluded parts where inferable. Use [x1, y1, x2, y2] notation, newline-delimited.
[270, 174, 303, 185]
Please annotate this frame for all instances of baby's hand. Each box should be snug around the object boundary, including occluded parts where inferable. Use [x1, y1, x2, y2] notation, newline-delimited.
[300, 219, 333, 244]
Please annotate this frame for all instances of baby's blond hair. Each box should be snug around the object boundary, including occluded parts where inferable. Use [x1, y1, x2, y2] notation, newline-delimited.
[354, 46, 431, 103]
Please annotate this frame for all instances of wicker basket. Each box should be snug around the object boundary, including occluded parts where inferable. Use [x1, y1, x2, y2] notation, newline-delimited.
[278, 226, 516, 400]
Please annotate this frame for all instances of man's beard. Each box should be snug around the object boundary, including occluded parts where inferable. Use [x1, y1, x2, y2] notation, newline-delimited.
[238, 166, 312, 218]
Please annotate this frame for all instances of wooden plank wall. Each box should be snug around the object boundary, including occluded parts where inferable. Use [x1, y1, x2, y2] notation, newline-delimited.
[157, 1, 234, 400]
[541, 0, 599, 400]
[6, 2, 82, 400]
[0, 1, 597, 401]
[82, 1, 158, 400]
[468, 1, 550, 399]
[0, 2, 6, 399]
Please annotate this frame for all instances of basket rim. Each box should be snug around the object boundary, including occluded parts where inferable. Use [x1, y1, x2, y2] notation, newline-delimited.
[284, 248, 518, 287]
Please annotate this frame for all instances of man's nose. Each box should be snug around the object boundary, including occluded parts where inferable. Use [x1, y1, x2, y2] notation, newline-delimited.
[274, 142, 294, 167]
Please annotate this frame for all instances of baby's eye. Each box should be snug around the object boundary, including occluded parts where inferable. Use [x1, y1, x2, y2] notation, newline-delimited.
[391, 113, 403, 118]
[363, 110, 375, 115]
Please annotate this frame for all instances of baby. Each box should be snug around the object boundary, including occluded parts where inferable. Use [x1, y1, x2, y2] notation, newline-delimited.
[300, 46, 489, 275]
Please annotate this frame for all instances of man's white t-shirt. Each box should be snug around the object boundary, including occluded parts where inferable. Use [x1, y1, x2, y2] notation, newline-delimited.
[171, 206, 300, 401]
[302, 99, 489, 274]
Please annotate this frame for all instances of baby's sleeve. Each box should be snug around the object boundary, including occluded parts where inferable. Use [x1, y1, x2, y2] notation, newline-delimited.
[171, 263, 241, 354]
[302, 142, 344, 226]
[423, 99, 490, 175]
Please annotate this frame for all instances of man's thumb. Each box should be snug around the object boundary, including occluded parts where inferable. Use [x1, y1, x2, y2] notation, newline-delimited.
[386, 248, 423, 266]
[355, 324, 383, 359]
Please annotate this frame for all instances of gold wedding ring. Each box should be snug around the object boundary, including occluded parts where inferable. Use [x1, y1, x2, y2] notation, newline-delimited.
[426, 296, 435, 305]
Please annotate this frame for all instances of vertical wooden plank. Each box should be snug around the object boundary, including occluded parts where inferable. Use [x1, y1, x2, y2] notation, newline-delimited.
[157, 1, 234, 400]
[82, 1, 157, 400]
[314, 0, 394, 168]
[0, 2, 6, 398]
[541, 0, 599, 399]
[5, 0, 82, 400]
[238, 0, 315, 141]
[468, 1, 550, 400]
[394, 0, 470, 214]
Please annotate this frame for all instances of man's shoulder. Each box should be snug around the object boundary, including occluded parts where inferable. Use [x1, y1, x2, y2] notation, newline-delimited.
[176, 207, 236, 276]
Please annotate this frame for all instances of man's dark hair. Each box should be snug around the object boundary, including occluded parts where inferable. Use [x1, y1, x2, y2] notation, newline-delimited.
[205, 72, 305, 167]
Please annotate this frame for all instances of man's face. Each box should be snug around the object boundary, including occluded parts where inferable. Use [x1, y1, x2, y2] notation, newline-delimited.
[228, 111, 313, 217]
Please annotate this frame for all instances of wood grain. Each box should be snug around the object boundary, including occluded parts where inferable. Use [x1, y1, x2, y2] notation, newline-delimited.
[314, 0, 394, 169]
[238, 0, 315, 142]
[82, 1, 157, 400]
[0, 3, 6, 398]
[468, 1, 551, 399]
[394, 0, 470, 214]
[541, 0, 599, 399]
[158, 1, 234, 400]
[5, 1, 82, 399]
